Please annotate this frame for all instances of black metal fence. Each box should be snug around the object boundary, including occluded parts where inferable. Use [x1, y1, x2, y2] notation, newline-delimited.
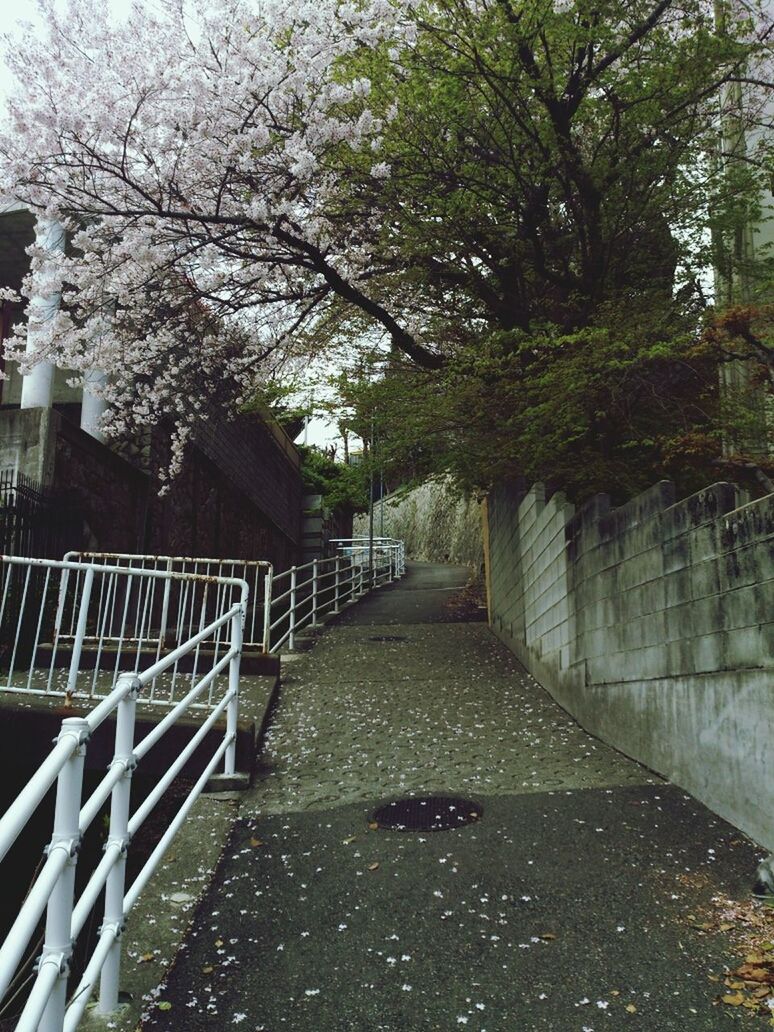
[0, 472, 82, 559]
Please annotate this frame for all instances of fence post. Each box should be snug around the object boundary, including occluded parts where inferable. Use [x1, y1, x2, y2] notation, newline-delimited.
[158, 559, 173, 651]
[66, 565, 94, 700]
[225, 604, 243, 776]
[38, 717, 89, 1032]
[98, 676, 139, 1014]
[289, 568, 297, 651]
[262, 570, 273, 653]
[333, 557, 340, 613]
[311, 560, 319, 627]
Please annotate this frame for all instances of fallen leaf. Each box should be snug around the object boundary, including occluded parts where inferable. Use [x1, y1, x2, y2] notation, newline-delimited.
[368, 822, 379, 831]
[138, 953, 154, 964]
[625, 1004, 637, 1013]
[368, 862, 380, 871]
[250, 837, 263, 848]
[157, 1001, 172, 1011]
[539, 933, 556, 941]
[202, 965, 214, 974]
[721, 992, 745, 1006]
[215, 939, 224, 948]
[343, 836, 356, 845]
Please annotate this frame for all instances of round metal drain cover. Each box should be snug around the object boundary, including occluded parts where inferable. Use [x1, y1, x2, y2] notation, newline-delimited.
[371, 796, 482, 832]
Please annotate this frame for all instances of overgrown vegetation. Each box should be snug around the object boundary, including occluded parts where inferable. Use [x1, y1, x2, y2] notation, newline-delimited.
[298, 446, 369, 515]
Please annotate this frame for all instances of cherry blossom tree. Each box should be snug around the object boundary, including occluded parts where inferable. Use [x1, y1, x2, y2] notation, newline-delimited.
[0, 0, 432, 466]
[0, 0, 770, 479]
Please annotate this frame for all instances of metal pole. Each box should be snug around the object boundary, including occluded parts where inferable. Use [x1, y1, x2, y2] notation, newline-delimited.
[311, 559, 318, 627]
[333, 557, 340, 613]
[98, 677, 139, 1014]
[225, 606, 242, 775]
[369, 414, 375, 585]
[66, 566, 94, 700]
[289, 568, 297, 651]
[262, 571, 272, 653]
[39, 717, 89, 1032]
[158, 559, 172, 651]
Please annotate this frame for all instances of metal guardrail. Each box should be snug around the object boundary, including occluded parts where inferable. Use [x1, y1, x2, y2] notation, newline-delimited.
[0, 557, 246, 1030]
[0, 543, 403, 1028]
[62, 552, 272, 652]
[330, 537, 406, 579]
[1, 555, 253, 706]
[267, 539, 405, 652]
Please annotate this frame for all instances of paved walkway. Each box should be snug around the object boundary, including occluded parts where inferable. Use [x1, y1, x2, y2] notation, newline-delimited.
[144, 563, 759, 1031]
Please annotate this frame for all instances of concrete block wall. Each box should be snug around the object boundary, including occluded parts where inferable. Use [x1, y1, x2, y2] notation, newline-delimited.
[487, 478, 774, 850]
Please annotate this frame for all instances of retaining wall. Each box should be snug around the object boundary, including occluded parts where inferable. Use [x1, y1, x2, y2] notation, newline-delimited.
[354, 478, 484, 569]
[487, 479, 774, 849]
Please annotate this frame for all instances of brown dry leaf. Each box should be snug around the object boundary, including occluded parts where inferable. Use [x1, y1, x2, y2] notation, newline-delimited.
[539, 933, 557, 941]
[215, 939, 224, 948]
[250, 837, 263, 848]
[368, 862, 380, 871]
[368, 822, 379, 831]
[753, 986, 772, 998]
[726, 980, 747, 990]
[202, 965, 214, 974]
[625, 1004, 637, 1014]
[721, 992, 746, 1006]
[138, 952, 155, 963]
[734, 965, 771, 982]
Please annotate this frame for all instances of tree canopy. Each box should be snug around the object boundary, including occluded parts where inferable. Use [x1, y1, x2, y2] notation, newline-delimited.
[1, 0, 771, 490]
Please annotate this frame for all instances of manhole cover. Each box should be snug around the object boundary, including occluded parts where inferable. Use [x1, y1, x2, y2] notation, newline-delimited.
[368, 635, 409, 643]
[371, 796, 483, 832]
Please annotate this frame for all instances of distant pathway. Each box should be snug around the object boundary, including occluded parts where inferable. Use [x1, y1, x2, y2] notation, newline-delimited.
[144, 562, 758, 1032]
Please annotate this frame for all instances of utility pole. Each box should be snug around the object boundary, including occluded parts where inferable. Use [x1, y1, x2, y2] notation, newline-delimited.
[368, 411, 375, 580]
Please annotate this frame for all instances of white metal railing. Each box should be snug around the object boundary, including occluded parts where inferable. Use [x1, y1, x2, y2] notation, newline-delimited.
[330, 537, 406, 579]
[62, 552, 272, 652]
[267, 539, 405, 652]
[1, 555, 248, 707]
[0, 562, 246, 1030]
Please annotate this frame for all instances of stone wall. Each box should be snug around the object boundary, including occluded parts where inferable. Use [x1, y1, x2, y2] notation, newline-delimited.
[1, 406, 303, 569]
[354, 478, 484, 569]
[487, 478, 774, 849]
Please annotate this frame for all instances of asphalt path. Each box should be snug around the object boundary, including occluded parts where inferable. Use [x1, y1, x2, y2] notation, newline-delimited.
[142, 563, 761, 1032]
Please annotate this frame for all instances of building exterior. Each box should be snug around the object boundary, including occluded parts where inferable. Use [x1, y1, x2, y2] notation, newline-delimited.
[0, 204, 303, 567]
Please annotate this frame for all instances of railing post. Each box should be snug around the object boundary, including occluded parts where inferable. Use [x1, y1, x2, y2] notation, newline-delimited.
[333, 557, 340, 613]
[66, 565, 94, 700]
[262, 571, 272, 653]
[289, 568, 297, 651]
[225, 604, 243, 775]
[38, 717, 89, 1032]
[158, 559, 173, 651]
[311, 560, 319, 627]
[98, 676, 139, 1014]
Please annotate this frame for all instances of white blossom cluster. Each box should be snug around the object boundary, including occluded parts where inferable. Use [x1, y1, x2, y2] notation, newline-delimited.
[0, 0, 419, 473]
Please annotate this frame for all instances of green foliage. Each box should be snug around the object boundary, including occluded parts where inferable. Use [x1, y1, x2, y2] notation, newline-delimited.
[320, 0, 772, 500]
[299, 446, 369, 515]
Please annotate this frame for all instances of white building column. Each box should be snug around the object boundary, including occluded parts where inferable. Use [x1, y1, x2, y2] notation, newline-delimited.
[80, 369, 108, 443]
[20, 216, 66, 410]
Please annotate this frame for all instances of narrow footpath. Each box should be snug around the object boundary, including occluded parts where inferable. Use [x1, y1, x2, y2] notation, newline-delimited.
[144, 562, 761, 1032]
